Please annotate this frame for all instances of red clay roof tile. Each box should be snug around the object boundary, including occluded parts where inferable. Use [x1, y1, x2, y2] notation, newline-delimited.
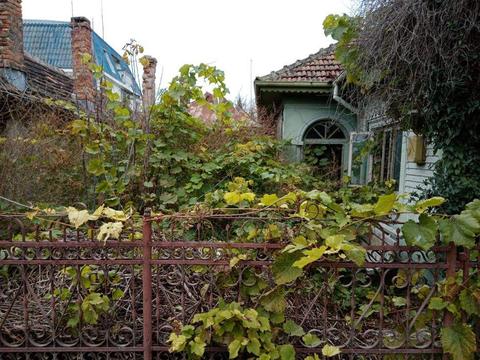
[257, 44, 343, 84]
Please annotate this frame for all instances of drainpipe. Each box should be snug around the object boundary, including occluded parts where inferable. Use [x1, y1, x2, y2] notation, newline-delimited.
[333, 71, 357, 114]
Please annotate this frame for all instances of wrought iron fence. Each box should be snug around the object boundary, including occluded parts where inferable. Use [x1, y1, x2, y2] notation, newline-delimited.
[0, 211, 478, 359]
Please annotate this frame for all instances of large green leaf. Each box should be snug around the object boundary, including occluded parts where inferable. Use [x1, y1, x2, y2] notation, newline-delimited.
[439, 212, 478, 248]
[272, 252, 303, 285]
[260, 288, 286, 313]
[228, 339, 242, 358]
[283, 320, 305, 337]
[441, 323, 476, 360]
[293, 246, 327, 269]
[278, 344, 295, 360]
[246, 338, 261, 356]
[414, 197, 445, 213]
[402, 214, 437, 250]
[87, 158, 106, 176]
[459, 289, 480, 316]
[374, 193, 396, 215]
[302, 333, 321, 348]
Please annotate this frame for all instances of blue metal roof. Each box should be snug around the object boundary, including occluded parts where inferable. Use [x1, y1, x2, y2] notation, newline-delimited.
[23, 20, 72, 69]
[23, 20, 141, 95]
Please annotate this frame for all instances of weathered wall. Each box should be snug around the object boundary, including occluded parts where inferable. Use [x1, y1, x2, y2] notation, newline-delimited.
[400, 131, 441, 194]
[280, 98, 357, 171]
[71, 17, 95, 102]
[0, 0, 24, 70]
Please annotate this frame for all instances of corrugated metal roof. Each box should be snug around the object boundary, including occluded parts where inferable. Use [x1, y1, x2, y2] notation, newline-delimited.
[23, 20, 140, 95]
[23, 20, 72, 69]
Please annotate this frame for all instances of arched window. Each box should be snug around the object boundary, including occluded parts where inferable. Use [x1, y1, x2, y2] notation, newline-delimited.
[303, 120, 348, 180]
[304, 120, 347, 142]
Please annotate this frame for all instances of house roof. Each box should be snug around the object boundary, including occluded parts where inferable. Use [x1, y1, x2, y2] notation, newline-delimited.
[256, 44, 342, 84]
[23, 20, 141, 95]
[24, 54, 73, 99]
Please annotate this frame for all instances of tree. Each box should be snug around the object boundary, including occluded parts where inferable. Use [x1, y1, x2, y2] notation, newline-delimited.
[324, 0, 480, 213]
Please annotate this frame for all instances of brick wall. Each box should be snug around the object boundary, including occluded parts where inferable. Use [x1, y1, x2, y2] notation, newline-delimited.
[0, 0, 24, 70]
[71, 17, 95, 102]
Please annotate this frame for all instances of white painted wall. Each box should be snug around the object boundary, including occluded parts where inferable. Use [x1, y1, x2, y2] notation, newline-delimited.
[400, 131, 441, 195]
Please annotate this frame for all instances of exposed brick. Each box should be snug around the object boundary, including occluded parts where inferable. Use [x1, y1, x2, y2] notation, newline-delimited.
[0, 0, 24, 70]
[71, 16, 95, 102]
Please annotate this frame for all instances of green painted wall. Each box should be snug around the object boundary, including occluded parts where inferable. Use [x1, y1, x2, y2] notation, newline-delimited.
[280, 98, 357, 172]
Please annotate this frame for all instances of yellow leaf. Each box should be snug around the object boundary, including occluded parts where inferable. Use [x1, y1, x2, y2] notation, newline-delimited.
[322, 344, 341, 357]
[229, 254, 247, 268]
[26, 210, 39, 220]
[224, 191, 241, 205]
[89, 204, 105, 221]
[260, 194, 279, 206]
[97, 222, 123, 242]
[102, 207, 128, 221]
[240, 192, 256, 202]
[66, 207, 90, 228]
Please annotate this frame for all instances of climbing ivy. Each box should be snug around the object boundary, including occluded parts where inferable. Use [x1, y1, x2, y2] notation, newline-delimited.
[323, 1, 480, 213]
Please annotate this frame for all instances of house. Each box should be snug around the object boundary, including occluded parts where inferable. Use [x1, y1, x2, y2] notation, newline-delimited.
[255, 45, 440, 194]
[0, 0, 155, 113]
[189, 92, 249, 124]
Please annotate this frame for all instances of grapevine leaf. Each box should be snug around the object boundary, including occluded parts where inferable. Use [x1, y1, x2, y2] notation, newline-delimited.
[440, 210, 480, 248]
[428, 297, 448, 311]
[293, 246, 327, 269]
[246, 338, 261, 356]
[283, 320, 305, 337]
[374, 193, 396, 215]
[459, 289, 480, 316]
[322, 344, 341, 357]
[224, 192, 241, 205]
[228, 339, 242, 358]
[441, 323, 476, 360]
[97, 222, 123, 242]
[260, 287, 286, 313]
[260, 194, 279, 206]
[272, 252, 303, 285]
[87, 158, 106, 176]
[302, 333, 322, 347]
[168, 333, 187, 352]
[66, 207, 90, 229]
[402, 214, 437, 250]
[102, 207, 128, 221]
[278, 344, 295, 360]
[415, 197, 445, 213]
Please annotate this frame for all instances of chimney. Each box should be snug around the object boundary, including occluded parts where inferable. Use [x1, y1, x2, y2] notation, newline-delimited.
[0, 0, 26, 89]
[71, 16, 95, 102]
[141, 55, 157, 110]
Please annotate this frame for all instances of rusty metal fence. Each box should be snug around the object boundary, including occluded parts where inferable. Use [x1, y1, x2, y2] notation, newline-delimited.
[0, 211, 478, 359]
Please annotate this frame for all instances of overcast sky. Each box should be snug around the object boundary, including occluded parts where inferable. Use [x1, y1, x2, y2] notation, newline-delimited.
[23, 0, 354, 101]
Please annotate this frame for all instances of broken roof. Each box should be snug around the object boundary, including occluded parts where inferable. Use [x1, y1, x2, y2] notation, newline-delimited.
[256, 44, 342, 85]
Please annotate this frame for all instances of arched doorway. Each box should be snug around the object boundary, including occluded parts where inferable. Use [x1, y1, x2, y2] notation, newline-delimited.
[303, 120, 348, 180]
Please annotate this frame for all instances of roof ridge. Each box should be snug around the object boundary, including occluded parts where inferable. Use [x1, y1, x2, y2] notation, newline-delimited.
[24, 19, 70, 25]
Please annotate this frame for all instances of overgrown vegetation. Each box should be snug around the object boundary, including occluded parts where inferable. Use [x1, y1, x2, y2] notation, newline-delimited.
[0, 60, 320, 212]
[1, 31, 479, 357]
[323, 0, 480, 213]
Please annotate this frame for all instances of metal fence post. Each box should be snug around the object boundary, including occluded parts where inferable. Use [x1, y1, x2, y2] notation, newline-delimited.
[443, 242, 457, 360]
[143, 208, 153, 360]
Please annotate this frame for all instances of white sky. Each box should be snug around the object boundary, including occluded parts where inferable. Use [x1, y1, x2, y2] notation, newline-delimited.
[23, 0, 354, 101]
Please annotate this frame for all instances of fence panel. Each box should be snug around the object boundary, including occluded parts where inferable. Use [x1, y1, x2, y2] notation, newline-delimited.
[0, 212, 477, 359]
